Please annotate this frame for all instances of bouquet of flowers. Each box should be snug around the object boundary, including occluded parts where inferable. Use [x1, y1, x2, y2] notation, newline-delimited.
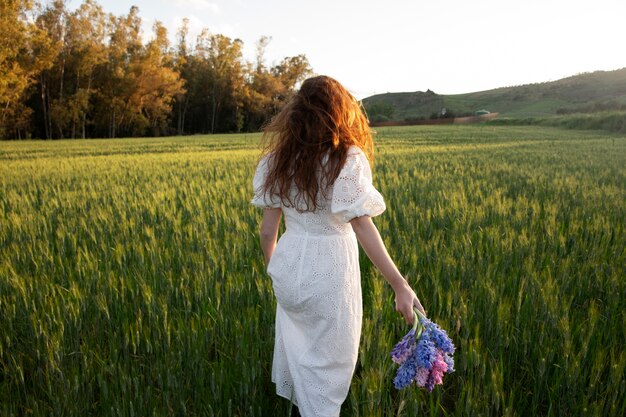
[390, 308, 455, 391]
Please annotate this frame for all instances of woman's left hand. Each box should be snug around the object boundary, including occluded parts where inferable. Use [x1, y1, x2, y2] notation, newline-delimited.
[393, 280, 426, 325]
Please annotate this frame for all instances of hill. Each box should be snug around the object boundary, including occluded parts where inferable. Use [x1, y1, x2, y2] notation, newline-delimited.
[363, 67, 626, 122]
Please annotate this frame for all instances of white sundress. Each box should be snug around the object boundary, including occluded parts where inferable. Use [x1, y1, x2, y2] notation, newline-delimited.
[251, 145, 386, 417]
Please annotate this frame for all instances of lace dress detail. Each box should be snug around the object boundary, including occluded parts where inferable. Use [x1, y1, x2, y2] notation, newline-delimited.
[251, 146, 386, 417]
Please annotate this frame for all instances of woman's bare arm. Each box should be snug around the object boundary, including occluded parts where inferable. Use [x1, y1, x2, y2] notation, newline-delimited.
[350, 215, 425, 324]
[260, 208, 282, 264]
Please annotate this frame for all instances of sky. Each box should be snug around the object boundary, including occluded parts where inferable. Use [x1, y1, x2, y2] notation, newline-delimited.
[64, 0, 626, 99]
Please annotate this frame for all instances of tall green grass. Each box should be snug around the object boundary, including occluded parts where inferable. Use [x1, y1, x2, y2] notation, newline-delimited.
[1, 126, 624, 416]
[488, 111, 626, 133]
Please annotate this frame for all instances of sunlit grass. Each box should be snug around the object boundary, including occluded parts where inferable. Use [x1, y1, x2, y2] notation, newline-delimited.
[1, 126, 624, 416]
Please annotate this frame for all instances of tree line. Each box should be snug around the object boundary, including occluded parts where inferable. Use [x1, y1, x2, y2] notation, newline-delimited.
[0, 0, 313, 139]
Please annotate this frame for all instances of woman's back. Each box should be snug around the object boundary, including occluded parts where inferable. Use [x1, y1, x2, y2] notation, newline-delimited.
[253, 145, 386, 237]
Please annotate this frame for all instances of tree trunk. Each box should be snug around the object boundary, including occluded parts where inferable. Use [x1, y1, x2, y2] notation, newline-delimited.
[57, 52, 66, 139]
[71, 69, 80, 139]
[82, 73, 92, 139]
[176, 95, 183, 135]
[109, 106, 116, 138]
[181, 98, 188, 135]
[40, 75, 51, 140]
[80, 73, 92, 139]
[211, 95, 216, 134]
[1, 101, 10, 137]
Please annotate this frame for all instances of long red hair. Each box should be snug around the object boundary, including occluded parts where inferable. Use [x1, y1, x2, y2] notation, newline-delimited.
[259, 75, 374, 212]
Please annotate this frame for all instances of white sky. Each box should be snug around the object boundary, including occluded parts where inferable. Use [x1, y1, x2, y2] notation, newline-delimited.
[65, 0, 626, 99]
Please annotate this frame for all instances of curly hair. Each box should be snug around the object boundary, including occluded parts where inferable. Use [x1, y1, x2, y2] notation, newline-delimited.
[259, 75, 374, 212]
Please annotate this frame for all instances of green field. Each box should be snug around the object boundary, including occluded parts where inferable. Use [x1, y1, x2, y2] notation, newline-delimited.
[1, 126, 625, 416]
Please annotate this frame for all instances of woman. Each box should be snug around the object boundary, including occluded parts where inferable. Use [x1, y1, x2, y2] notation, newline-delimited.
[251, 75, 425, 416]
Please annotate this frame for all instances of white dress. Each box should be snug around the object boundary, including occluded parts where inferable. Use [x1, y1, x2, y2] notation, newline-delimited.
[251, 145, 386, 417]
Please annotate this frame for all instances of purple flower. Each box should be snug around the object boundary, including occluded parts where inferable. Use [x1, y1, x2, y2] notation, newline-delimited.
[414, 367, 429, 387]
[390, 328, 416, 364]
[393, 349, 419, 389]
[425, 373, 436, 392]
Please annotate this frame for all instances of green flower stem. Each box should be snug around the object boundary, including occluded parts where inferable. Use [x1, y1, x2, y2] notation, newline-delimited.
[412, 307, 426, 339]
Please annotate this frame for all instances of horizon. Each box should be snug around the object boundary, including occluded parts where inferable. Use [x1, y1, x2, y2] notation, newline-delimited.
[362, 66, 626, 99]
[63, 0, 626, 100]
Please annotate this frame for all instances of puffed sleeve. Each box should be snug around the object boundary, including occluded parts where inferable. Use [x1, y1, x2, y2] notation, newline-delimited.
[331, 147, 386, 223]
[251, 154, 281, 209]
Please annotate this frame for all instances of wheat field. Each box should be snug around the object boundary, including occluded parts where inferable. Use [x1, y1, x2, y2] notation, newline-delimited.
[1, 125, 624, 416]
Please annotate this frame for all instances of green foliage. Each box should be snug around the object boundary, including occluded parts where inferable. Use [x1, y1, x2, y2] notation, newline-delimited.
[0, 126, 625, 416]
[365, 101, 395, 122]
[556, 99, 626, 115]
[364, 90, 444, 121]
[488, 111, 626, 133]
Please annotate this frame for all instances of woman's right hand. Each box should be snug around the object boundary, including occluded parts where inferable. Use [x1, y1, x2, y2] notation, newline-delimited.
[393, 280, 426, 325]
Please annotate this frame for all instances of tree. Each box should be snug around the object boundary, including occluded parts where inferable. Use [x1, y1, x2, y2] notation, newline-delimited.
[99, 5, 142, 137]
[131, 21, 184, 136]
[243, 37, 312, 131]
[192, 30, 245, 133]
[0, 0, 57, 138]
[35, 0, 71, 139]
[173, 17, 191, 135]
[63, 0, 108, 138]
[271, 54, 311, 94]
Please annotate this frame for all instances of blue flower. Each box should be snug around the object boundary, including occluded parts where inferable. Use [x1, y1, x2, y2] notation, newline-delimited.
[393, 349, 419, 389]
[415, 335, 436, 369]
[419, 317, 455, 355]
[427, 323, 455, 354]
